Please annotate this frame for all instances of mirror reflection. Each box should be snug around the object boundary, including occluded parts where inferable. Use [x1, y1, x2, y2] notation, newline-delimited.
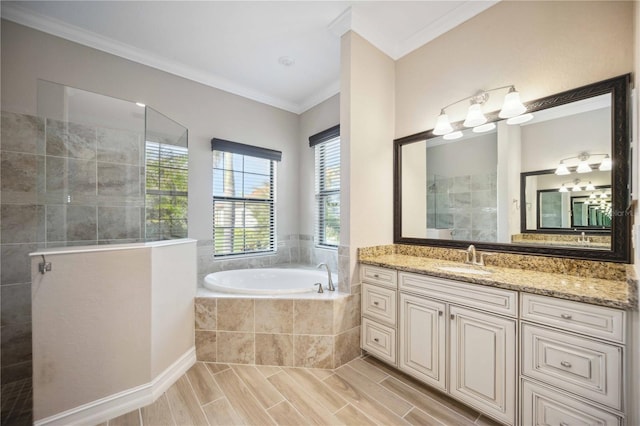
[400, 93, 612, 250]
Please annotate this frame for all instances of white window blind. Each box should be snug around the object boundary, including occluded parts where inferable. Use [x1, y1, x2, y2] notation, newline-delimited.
[315, 137, 340, 247]
[213, 151, 276, 256]
[145, 142, 188, 240]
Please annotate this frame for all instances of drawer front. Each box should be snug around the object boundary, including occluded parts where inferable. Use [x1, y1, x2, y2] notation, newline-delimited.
[399, 272, 517, 317]
[521, 323, 622, 410]
[361, 265, 397, 289]
[361, 318, 396, 365]
[521, 293, 625, 343]
[521, 380, 621, 426]
[362, 283, 397, 326]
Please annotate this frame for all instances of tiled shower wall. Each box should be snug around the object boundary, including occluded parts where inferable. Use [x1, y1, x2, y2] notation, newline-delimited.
[427, 172, 498, 242]
[0, 111, 146, 398]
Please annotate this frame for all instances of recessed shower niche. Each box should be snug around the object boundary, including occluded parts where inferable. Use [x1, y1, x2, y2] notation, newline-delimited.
[35, 80, 189, 246]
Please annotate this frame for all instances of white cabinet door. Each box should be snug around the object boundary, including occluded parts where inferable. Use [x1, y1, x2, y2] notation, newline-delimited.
[399, 293, 446, 390]
[449, 305, 516, 426]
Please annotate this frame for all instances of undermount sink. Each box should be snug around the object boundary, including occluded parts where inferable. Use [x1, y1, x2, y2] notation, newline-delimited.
[436, 266, 493, 276]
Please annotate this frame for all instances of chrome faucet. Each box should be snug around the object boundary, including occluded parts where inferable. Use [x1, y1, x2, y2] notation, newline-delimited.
[465, 245, 477, 265]
[317, 263, 335, 291]
[577, 231, 590, 246]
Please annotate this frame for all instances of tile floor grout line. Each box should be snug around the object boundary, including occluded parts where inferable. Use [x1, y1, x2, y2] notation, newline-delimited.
[183, 368, 213, 426]
[229, 364, 283, 410]
[280, 365, 348, 415]
[226, 364, 280, 424]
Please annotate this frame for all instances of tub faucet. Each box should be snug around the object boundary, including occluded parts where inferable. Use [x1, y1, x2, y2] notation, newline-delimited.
[465, 245, 477, 265]
[317, 263, 335, 291]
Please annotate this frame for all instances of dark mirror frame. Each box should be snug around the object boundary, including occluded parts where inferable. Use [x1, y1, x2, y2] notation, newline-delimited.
[393, 74, 632, 263]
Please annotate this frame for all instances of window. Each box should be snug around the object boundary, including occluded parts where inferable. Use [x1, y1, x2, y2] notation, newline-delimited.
[145, 142, 188, 240]
[212, 138, 281, 257]
[311, 125, 340, 248]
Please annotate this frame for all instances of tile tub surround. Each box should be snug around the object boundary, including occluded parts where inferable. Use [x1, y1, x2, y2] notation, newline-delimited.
[358, 245, 637, 309]
[194, 293, 361, 368]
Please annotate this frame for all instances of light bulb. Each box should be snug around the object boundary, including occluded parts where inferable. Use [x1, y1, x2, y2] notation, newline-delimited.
[559, 184, 569, 193]
[443, 131, 463, 140]
[499, 87, 527, 118]
[599, 155, 612, 171]
[506, 113, 534, 125]
[472, 123, 496, 133]
[600, 192, 607, 198]
[585, 182, 596, 191]
[590, 193, 597, 198]
[572, 183, 582, 192]
[463, 103, 487, 127]
[555, 161, 570, 176]
[576, 160, 592, 173]
[433, 110, 453, 135]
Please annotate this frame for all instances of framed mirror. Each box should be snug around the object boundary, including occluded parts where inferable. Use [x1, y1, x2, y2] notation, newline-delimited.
[394, 74, 631, 262]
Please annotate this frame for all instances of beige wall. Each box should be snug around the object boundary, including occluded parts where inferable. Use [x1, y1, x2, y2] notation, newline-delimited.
[298, 94, 340, 238]
[341, 32, 395, 288]
[395, 1, 634, 139]
[0, 20, 300, 242]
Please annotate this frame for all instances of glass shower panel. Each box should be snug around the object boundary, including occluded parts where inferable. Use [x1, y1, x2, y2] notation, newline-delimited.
[144, 107, 188, 240]
[36, 80, 187, 246]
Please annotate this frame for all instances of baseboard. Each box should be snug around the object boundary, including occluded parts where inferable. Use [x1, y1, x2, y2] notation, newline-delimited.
[34, 347, 196, 426]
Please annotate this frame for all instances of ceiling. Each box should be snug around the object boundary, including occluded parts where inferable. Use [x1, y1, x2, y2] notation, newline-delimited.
[1, 1, 497, 114]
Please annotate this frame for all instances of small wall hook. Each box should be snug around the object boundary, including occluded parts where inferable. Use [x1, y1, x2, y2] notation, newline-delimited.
[39, 255, 52, 275]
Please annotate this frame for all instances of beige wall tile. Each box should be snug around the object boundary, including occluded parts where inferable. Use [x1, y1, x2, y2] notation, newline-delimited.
[217, 332, 255, 364]
[255, 299, 293, 334]
[195, 330, 216, 362]
[217, 299, 254, 332]
[255, 333, 293, 367]
[293, 335, 334, 369]
[194, 298, 217, 330]
[334, 327, 361, 367]
[293, 299, 334, 335]
[333, 295, 361, 334]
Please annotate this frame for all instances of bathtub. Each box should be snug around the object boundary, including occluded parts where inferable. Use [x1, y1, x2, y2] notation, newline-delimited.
[203, 267, 338, 295]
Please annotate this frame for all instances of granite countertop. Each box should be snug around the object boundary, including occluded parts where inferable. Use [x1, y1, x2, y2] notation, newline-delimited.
[359, 253, 637, 310]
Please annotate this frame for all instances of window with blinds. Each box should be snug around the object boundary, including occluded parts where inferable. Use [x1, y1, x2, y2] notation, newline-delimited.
[145, 142, 188, 240]
[315, 136, 340, 248]
[212, 151, 276, 257]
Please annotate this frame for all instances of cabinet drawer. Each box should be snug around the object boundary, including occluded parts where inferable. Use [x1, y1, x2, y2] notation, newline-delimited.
[361, 317, 396, 365]
[521, 323, 622, 410]
[361, 265, 397, 289]
[362, 283, 397, 326]
[399, 272, 517, 317]
[521, 380, 621, 426]
[521, 294, 625, 343]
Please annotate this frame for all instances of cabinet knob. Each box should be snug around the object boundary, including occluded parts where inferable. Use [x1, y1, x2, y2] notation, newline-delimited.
[438, 310, 443, 316]
[373, 274, 379, 278]
[560, 313, 573, 320]
[450, 314, 455, 320]
[373, 301, 379, 306]
[373, 338, 379, 342]
[560, 361, 572, 368]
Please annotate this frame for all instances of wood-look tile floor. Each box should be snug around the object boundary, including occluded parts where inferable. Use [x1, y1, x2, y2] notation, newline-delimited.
[102, 356, 503, 426]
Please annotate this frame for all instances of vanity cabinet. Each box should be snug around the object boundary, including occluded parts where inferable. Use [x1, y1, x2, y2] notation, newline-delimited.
[520, 294, 626, 425]
[398, 272, 517, 426]
[361, 265, 398, 366]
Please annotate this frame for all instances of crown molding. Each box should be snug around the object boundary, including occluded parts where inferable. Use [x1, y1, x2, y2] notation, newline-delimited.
[1, 3, 305, 113]
[394, 1, 499, 59]
[351, 1, 499, 60]
[298, 80, 341, 114]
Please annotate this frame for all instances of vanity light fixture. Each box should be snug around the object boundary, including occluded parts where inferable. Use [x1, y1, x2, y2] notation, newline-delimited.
[585, 181, 596, 191]
[432, 85, 529, 136]
[506, 113, 534, 125]
[590, 193, 597, 198]
[559, 184, 569, 193]
[553, 152, 611, 175]
[443, 131, 464, 140]
[472, 122, 496, 133]
[572, 181, 582, 192]
[600, 192, 608, 198]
